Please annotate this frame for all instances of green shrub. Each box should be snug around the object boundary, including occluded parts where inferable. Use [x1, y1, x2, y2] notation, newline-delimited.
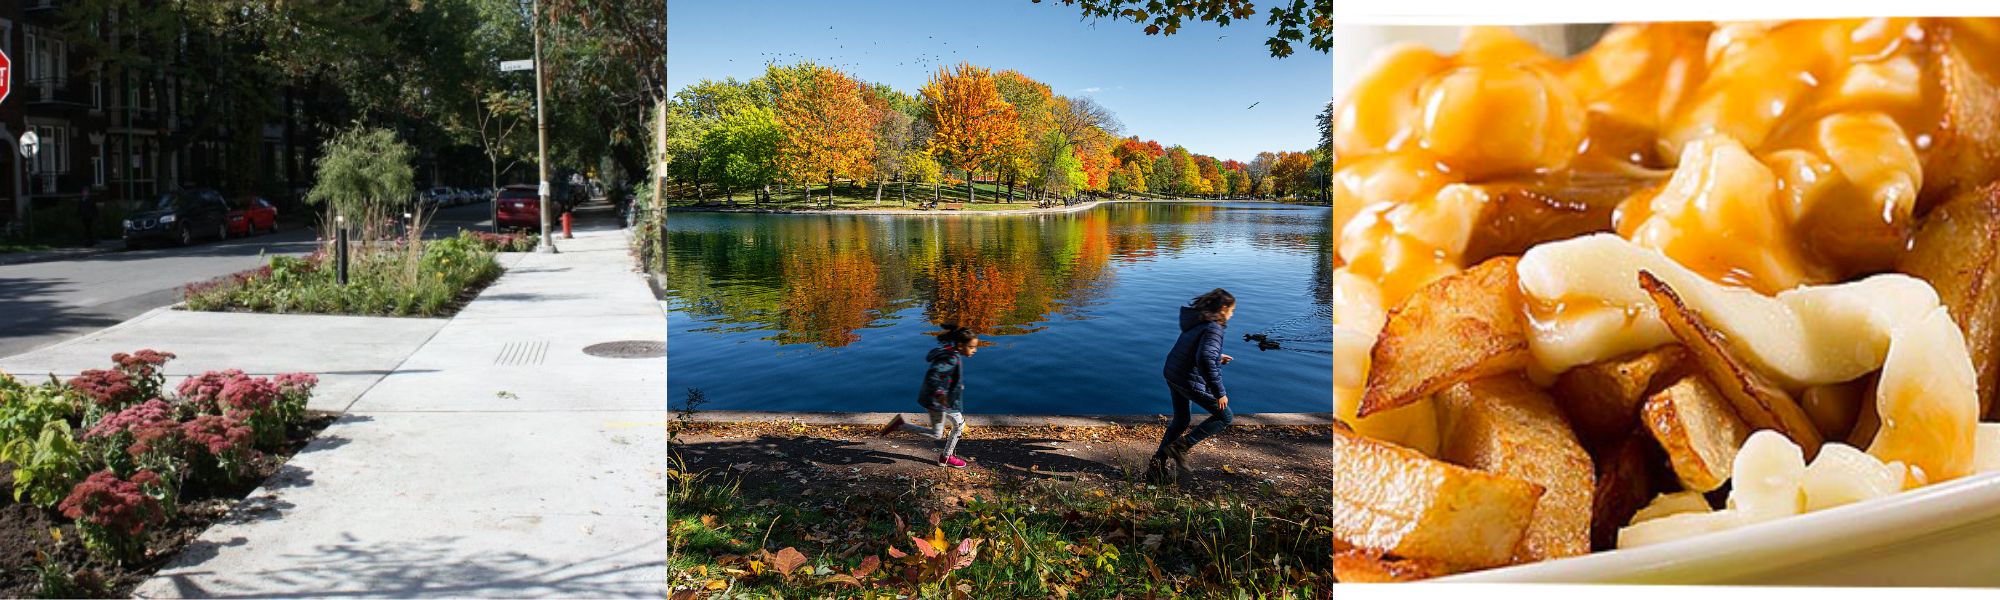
[6, 421, 89, 509]
[181, 231, 503, 317]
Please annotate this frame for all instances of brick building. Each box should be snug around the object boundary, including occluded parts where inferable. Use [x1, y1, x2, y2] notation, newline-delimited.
[0, 1, 319, 237]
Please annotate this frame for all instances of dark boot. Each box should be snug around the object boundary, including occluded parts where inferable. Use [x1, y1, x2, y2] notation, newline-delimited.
[1167, 438, 1195, 481]
[1144, 456, 1174, 485]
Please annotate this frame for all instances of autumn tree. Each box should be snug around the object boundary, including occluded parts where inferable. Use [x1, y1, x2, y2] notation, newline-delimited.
[1270, 150, 1315, 198]
[868, 88, 922, 205]
[1247, 151, 1277, 198]
[922, 63, 1023, 204]
[775, 66, 879, 206]
[995, 70, 1057, 203]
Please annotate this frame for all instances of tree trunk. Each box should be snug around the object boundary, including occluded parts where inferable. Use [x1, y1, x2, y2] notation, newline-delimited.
[827, 172, 836, 208]
[900, 179, 908, 206]
[966, 169, 976, 204]
[875, 181, 884, 205]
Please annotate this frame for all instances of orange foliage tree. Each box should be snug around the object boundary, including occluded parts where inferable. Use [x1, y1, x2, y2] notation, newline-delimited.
[775, 66, 880, 206]
[921, 63, 1023, 204]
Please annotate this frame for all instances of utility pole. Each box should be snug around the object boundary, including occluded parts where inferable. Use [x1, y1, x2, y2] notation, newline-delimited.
[532, 0, 555, 253]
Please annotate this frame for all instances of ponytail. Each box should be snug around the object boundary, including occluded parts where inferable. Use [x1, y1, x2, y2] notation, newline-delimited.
[1190, 288, 1236, 323]
[937, 323, 976, 346]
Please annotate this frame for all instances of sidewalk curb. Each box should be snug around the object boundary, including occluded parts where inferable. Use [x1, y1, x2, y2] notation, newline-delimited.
[676, 410, 1334, 427]
[0, 305, 174, 361]
[0, 242, 123, 266]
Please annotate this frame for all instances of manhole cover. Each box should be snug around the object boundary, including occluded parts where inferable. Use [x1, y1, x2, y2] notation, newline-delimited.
[583, 340, 665, 359]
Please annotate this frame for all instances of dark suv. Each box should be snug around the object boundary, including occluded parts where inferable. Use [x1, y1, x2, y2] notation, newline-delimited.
[124, 188, 233, 248]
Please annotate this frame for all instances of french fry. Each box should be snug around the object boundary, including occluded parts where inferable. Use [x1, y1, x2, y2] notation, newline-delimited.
[1333, 550, 1462, 583]
[1920, 23, 2000, 205]
[1847, 374, 1884, 448]
[1331, 423, 1544, 569]
[1462, 174, 1656, 264]
[1897, 182, 2000, 419]
[1590, 434, 1662, 551]
[1642, 374, 1751, 492]
[1362, 257, 1532, 417]
[1638, 270, 1826, 456]
[1552, 345, 1688, 448]
[1437, 376, 1595, 562]
[1800, 380, 1867, 442]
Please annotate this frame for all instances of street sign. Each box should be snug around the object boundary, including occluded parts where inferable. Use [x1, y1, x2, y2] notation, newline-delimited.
[500, 59, 535, 72]
[0, 49, 10, 105]
[18, 131, 37, 159]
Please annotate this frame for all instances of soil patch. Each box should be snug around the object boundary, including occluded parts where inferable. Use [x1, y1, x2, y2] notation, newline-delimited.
[0, 411, 338, 598]
[671, 420, 1331, 512]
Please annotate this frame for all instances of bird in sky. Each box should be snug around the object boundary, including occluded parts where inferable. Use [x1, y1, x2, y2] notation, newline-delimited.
[1246, 102, 1260, 109]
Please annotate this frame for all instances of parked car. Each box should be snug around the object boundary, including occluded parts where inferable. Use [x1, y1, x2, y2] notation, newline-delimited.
[423, 187, 455, 208]
[124, 188, 232, 248]
[493, 185, 544, 231]
[226, 196, 279, 236]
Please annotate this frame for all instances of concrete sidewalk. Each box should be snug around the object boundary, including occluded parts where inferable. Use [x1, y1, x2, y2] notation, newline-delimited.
[124, 222, 666, 597]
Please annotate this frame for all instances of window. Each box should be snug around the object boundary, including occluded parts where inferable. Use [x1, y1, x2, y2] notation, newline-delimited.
[23, 27, 65, 86]
[92, 144, 105, 187]
[30, 124, 68, 174]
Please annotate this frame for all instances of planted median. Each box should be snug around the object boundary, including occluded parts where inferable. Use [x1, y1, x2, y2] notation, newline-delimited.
[179, 231, 529, 317]
[180, 126, 536, 318]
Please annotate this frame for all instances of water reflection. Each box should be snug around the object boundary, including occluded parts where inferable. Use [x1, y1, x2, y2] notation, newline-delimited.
[665, 202, 1333, 414]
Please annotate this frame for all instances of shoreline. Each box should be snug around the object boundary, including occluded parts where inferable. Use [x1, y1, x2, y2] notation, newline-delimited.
[663, 196, 1318, 216]
[675, 410, 1334, 426]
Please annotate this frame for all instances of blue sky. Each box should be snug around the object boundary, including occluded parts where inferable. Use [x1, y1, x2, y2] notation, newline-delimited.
[667, 0, 1330, 163]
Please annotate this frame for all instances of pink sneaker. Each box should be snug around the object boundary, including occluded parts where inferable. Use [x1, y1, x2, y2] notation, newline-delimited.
[939, 455, 967, 469]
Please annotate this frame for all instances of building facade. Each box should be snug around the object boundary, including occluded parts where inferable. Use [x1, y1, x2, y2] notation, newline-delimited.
[0, 1, 317, 236]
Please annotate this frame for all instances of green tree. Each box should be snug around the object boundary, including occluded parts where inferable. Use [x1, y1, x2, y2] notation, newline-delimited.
[702, 106, 784, 202]
[305, 127, 415, 231]
[1029, 0, 1332, 57]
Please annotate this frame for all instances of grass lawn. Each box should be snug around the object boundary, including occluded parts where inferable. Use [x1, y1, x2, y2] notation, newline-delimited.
[0, 241, 54, 254]
[668, 410, 1334, 599]
[665, 182, 1319, 213]
[665, 181, 1188, 211]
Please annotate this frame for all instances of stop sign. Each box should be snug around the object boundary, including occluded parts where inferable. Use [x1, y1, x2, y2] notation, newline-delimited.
[0, 49, 9, 104]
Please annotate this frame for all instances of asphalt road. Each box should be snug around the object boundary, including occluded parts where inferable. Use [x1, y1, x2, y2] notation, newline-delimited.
[0, 203, 498, 358]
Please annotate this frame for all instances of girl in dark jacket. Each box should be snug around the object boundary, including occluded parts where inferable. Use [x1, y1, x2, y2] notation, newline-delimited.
[1152, 289, 1237, 482]
[879, 324, 979, 468]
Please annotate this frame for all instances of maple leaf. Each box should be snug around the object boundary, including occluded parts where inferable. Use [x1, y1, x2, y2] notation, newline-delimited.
[853, 555, 881, 578]
[770, 546, 809, 576]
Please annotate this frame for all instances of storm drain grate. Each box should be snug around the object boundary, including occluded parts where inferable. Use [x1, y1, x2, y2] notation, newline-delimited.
[583, 340, 665, 359]
[496, 341, 550, 366]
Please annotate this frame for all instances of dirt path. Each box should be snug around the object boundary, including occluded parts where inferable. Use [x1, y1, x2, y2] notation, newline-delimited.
[670, 421, 1331, 509]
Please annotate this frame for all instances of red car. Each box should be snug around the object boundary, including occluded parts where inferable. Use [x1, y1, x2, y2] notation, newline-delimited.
[226, 196, 279, 236]
[493, 185, 545, 231]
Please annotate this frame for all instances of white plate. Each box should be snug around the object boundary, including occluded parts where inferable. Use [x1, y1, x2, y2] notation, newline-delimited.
[1439, 472, 2000, 585]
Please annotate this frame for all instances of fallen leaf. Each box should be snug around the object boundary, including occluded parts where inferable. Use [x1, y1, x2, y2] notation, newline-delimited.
[771, 547, 809, 576]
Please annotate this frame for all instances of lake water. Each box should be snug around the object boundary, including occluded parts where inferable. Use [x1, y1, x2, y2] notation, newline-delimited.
[663, 201, 1333, 415]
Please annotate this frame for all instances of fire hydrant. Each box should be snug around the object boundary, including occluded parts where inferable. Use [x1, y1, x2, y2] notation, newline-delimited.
[560, 211, 573, 239]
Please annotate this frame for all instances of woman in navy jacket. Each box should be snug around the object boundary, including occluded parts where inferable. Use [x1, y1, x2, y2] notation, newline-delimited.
[1152, 288, 1237, 482]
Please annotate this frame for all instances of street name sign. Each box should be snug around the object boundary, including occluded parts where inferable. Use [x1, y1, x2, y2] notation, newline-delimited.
[500, 59, 535, 72]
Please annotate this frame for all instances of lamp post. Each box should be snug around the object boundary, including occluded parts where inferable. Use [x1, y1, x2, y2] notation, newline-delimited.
[335, 214, 350, 286]
[531, 0, 556, 254]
